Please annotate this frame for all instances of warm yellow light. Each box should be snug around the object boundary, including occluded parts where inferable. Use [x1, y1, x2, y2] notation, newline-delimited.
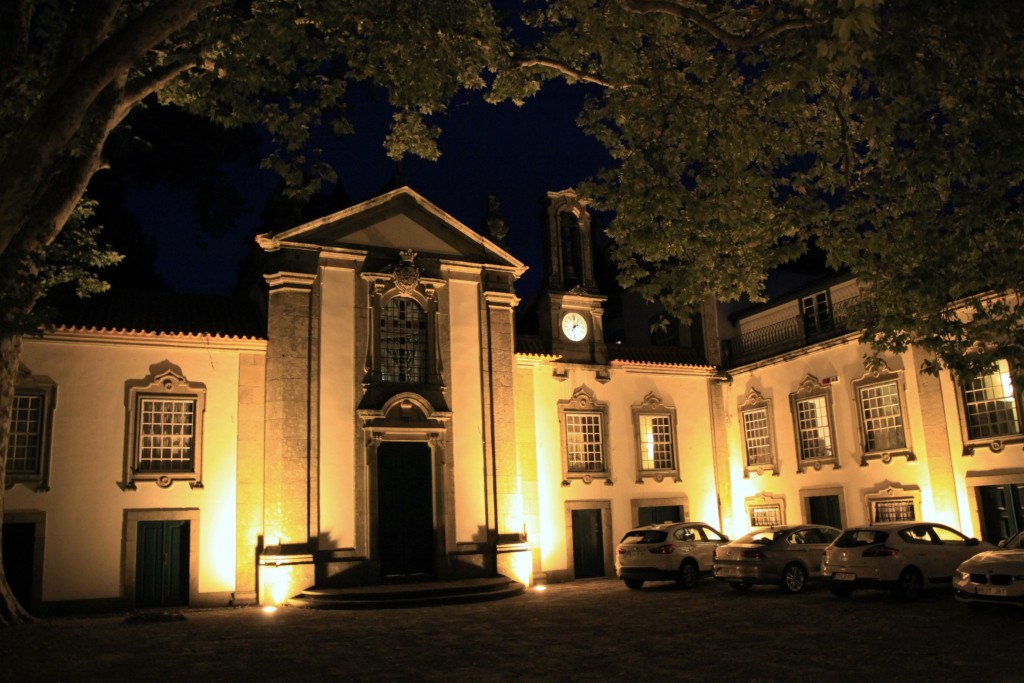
[534, 585, 547, 592]
[262, 605, 278, 614]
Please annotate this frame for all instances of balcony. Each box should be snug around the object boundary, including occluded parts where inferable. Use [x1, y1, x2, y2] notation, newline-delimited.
[723, 297, 858, 367]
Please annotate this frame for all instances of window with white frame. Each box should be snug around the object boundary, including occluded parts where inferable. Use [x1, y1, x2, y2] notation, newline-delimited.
[5, 371, 56, 492]
[961, 359, 1020, 441]
[789, 375, 838, 472]
[853, 364, 912, 463]
[125, 365, 206, 489]
[801, 291, 832, 335]
[745, 493, 786, 526]
[872, 498, 915, 522]
[739, 388, 778, 476]
[865, 485, 920, 523]
[631, 393, 680, 482]
[751, 504, 783, 526]
[559, 386, 610, 482]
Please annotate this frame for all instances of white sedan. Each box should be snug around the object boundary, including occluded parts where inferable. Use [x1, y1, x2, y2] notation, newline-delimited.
[954, 530, 1024, 608]
[822, 521, 994, 600]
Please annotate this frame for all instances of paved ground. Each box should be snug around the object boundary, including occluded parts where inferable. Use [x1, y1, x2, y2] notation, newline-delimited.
[2, 577, 1020, 682]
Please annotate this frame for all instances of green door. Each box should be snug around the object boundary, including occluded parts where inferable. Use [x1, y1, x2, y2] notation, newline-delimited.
[136, 520, 189, 608]
[377, 442, 434, 577]
[808, 495, 843, 529]
[978, 484, 1024, 542]
[571, 508, 605, 579]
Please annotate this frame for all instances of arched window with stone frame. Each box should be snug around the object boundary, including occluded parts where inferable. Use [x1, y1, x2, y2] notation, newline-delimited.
[739, 388, 780, 477]
[631, 392, 680, 483]
[789, 374, 840, 473]
[122, 362, 206, 490]
[379, 294, 427, 384]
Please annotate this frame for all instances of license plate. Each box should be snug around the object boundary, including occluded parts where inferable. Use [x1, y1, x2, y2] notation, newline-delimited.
[717, 566, 738, 576]
[977, 585, 1008, 597]
[833, 572, 856, 581]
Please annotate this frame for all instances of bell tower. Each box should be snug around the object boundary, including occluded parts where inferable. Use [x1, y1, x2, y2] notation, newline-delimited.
[538, 190, 606, 364]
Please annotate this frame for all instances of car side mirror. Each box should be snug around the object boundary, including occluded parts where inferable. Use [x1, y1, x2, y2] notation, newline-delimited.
[998, 539, 1007, 548]
[967, 538, 980, 546]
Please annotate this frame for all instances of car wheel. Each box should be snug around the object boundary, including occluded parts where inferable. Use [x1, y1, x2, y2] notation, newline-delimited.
[624, 578, 644, 590]
[728, 582, 751, 592]
[676, 561, 699, 589]
[894, 568, 924, 601]
[829, 582, 855, 598]
[781, 563, 807, 594]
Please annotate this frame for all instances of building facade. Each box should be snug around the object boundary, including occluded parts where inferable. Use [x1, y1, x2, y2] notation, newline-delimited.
[4, 187, 1023, 613]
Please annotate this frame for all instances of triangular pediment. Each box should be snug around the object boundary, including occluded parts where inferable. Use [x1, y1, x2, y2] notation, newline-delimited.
[263, 187, 525, 273]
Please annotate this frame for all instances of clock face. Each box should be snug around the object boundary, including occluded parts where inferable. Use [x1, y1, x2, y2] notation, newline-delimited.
[561, 312, 588, 342]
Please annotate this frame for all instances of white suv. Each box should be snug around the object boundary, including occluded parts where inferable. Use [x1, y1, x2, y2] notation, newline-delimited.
[615, 522, 729, 590]
[823, 522, 994, 600]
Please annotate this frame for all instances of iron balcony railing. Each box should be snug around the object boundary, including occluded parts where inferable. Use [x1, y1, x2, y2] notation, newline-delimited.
[723, 296, 859, 367]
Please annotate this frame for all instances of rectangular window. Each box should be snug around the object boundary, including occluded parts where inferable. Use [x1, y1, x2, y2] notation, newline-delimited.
[859, 381, 907, 452]
[795, 396, 833, 460]
[638, 505, 683, 526]
[8, 392, 43, 475]
[638, 414, 674, 470]
[963, 359, 1020, 440]
[565, 412, 605, 472]
[873, 498, 915, 522]
[137, 397, 196, 472]
[750, 504, 782, 527]
[742, 408, 773, 467]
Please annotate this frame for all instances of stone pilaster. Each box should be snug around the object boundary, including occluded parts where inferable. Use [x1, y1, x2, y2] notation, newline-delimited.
[234, 351, 266, 603]
[263, 273, 316, 548]
[911, 347, 960, 525]
[485, 291, 523, 544]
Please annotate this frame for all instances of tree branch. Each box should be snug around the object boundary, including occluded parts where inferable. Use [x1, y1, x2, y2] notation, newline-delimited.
[619, 0, 816, 51]
[518, 58, 619, 88]
[0, 0, 32, 86]
[48, 0, 124, 98]
[0, 0, 224, 257]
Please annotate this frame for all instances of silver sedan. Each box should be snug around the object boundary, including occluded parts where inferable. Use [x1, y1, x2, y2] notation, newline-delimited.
[713, 524, 841, 594]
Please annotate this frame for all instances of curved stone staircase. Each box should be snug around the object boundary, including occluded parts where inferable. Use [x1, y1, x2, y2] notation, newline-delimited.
[286, 576, 526, 610]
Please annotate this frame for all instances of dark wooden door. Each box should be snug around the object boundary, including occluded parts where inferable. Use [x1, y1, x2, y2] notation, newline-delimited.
[978, 484, 1024, 542]
[2, 522, 35, 614]
[571, 508, 605, 578]
[808, 495, 843, 529]
[136, 520, 189, 608]
[377, 442, 434, 577]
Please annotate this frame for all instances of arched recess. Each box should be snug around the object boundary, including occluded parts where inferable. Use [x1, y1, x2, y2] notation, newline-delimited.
[356, 392, 453, 579]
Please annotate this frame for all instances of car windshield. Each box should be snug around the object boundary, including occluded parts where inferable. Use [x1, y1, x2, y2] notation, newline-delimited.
[621, 530, 668, 544]
[834, 529, 889, 547]
[737, 529, 783, 544]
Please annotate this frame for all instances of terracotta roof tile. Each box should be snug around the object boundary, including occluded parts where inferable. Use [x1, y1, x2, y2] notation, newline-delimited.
[51, 290, 266, 340]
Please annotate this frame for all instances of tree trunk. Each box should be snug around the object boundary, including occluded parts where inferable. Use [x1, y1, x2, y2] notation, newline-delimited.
[0, 332, 34, 625]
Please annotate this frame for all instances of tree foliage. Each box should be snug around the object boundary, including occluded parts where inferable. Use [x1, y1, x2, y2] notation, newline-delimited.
[505, 0, 1024, 381]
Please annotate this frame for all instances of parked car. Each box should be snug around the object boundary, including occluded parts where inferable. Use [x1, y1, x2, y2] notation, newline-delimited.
[712, 524, 841, 594]
[822, 522, 994, 600]
[954, 529, 1024, 608]
[615, 522, 729, 589]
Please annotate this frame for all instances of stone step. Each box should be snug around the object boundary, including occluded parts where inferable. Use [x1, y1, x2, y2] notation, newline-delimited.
[285, 576, 526, 610]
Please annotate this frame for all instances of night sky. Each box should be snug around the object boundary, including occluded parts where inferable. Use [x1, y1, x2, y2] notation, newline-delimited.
[123, 80, 610, 302]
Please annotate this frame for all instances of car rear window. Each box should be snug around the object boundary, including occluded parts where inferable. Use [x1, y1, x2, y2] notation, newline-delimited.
[736, 530, 783, 544]
[621, 530, 668, 544]
[834, 529, 889, 547]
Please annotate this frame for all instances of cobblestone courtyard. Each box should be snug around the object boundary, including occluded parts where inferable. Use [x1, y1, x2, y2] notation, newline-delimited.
[2, 578, 1020, 682]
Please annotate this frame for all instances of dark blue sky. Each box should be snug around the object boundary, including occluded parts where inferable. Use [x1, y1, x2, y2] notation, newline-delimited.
[126, 80, 610, 301]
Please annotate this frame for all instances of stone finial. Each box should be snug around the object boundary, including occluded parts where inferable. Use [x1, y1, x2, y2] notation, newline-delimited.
[483, 195, 507, 244]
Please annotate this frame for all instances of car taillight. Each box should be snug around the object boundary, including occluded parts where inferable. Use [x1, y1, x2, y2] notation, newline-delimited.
[650, 544, 675, 555]
[862, 545, 899, 557]
[740, 550, 764, 560]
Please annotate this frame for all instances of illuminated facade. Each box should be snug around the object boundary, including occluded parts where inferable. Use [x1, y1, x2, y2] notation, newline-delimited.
[5, 187, 1023, 613]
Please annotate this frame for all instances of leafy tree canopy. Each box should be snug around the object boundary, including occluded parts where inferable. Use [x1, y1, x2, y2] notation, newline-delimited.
[500, 0, 1024, 381]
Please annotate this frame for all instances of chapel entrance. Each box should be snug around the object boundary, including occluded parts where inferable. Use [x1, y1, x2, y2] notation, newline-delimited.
[377, 441, 435, 577]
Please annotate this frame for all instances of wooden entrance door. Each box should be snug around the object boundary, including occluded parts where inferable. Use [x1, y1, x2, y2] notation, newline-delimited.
[2, 522, 36, 614]
[571, 508, 605, 579]
[135, 520, 189, 607]
[978, 483, 1024, 542]
[377, 442, 434, 577]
